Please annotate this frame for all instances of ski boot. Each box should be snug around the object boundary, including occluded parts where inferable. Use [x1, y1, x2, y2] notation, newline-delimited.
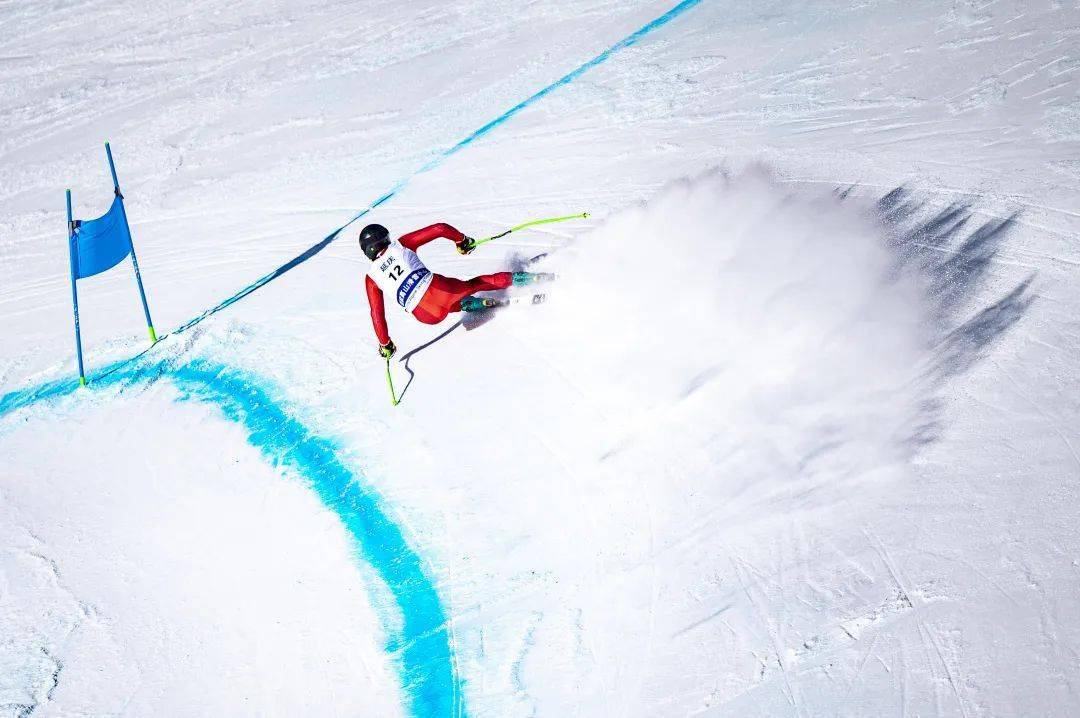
[512, 271, 556, 287]
[460, 296, 498, 313]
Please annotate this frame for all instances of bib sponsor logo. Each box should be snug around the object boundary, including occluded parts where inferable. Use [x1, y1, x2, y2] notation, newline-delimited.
[397, 268, 431, 308]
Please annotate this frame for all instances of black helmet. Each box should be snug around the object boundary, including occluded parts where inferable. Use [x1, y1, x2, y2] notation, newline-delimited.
[359, 224, 390, 260]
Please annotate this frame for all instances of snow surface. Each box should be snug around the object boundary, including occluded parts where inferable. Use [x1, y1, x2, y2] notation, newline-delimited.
[1, 0, 1079, 716]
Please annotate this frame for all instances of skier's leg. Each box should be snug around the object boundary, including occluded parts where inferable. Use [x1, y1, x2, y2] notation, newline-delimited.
[413, 275, 470, 325]
[419, 272, 551, 316]
[443, 273, 514, 313]
[463, 272, 513, 294]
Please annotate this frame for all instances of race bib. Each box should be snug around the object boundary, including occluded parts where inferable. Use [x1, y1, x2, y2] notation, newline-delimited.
[368, 241, 433, 312]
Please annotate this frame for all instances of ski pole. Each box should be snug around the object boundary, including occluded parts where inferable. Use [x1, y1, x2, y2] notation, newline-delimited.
[384, 357, 400, 406]
[473, 212, 589, 247]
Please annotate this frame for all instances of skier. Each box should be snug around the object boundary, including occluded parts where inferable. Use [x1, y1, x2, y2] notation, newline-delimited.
[360, 223, 550, 358]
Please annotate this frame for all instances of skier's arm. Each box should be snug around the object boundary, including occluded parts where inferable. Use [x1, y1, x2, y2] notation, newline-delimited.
[399, 223, 466, 252]
[365, 276, 392, 347]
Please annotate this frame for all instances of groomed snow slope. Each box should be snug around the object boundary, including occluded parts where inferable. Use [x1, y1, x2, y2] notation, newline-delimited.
[0, 386, 403, 716]
[1, 1, 1079, 716]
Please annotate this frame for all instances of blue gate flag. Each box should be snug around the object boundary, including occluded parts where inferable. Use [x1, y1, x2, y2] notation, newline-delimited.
[71, 195, 132, 279]
[66, 141, 158, 387]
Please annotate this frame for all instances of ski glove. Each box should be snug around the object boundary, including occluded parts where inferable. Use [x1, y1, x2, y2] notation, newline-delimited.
[379, 340, 397, 359]
[456, 236, 477, 255]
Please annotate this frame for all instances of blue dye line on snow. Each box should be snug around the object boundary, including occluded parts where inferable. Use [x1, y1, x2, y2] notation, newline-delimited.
[103, 0, 705, 375]
[0, 359, 462, 718]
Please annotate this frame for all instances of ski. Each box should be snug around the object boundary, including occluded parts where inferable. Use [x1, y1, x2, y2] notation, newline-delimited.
[491, 292, 547, 308]
[461, 293, 546, 313]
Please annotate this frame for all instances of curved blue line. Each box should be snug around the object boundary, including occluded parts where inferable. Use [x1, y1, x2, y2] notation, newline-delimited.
[0, 359, 461, 717]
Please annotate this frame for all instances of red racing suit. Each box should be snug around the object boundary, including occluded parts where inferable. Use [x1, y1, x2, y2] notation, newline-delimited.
[365, 223, 512, 345]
